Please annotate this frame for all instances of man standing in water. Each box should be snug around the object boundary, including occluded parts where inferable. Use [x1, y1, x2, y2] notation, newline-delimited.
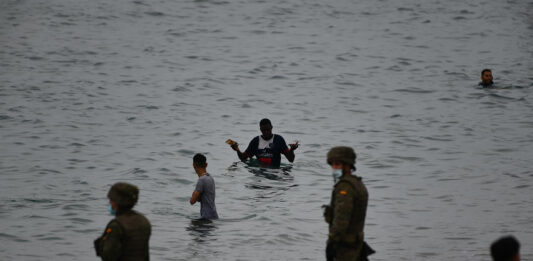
[94, 182, 151, 261]
[190, 153, 219, 220]
[323, 147, 372, 261]
[479, 69, 494, 88]
[491, 236, 520, 261]
[230, 118, 298, 168]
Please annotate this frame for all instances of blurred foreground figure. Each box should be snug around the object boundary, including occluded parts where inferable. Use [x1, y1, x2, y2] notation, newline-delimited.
[323, 146, 374, 261]
[94, 182, 151, 261]
[491, 236, 520, 261]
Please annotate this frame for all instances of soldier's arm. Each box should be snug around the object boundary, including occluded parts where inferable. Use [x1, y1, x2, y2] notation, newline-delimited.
[329, 182, 354, 242]
[100, 221, 123, 261]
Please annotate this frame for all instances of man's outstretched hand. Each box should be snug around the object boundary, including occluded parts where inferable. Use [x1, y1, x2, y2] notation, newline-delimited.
[226, 139, 240, 151]
[289, 141, 299, 151]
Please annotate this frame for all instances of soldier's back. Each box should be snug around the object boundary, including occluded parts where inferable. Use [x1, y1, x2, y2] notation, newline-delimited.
[115, 210, 151, 261]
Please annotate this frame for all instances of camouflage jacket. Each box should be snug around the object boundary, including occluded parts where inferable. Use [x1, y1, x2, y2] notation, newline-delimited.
[94, 210, 151, 261]
[327, 174, 368, 246]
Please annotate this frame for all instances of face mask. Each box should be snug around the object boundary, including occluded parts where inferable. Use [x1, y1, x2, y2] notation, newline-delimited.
[332, 169, 343, 182]
[108, 204, 116, 216]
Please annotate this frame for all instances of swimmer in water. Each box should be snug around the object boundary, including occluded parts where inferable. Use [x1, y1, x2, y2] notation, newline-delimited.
[479, 69, 494, 88]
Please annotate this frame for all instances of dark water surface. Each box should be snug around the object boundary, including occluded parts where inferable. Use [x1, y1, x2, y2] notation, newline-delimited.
[1, 0, 532, 260]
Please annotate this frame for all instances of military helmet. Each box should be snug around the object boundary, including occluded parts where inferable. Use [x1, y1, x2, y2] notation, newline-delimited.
[327, 146, 356, 169]
[107, 182, 139, 209]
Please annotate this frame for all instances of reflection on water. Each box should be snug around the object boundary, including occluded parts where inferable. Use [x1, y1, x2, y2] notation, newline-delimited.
[242, 162, 297, 199]
[244, 161, 294, 181]
[186, 219, 218, 244]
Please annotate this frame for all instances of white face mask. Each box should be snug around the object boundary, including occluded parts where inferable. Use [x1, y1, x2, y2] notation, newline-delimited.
[332, 169, 343, 182]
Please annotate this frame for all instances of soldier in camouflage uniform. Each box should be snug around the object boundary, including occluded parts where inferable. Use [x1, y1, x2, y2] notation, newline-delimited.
[324, 147, 370, 261]
[94, 182, 151, 261]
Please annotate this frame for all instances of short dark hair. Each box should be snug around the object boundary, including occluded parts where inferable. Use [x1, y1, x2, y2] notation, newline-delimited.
[259, 118, 272, 126]
[193, 153, 207, 168]
[490, 236, 520, 261]
[481, 69, 492, 76]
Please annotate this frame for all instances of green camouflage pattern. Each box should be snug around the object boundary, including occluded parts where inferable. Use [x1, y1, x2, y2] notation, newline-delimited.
[327, 174, 368, 260]
[95, 210, 151, 261]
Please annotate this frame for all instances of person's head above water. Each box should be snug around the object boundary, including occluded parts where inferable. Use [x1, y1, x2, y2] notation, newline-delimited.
[480, 69, 494, 87]
[259, 118, 273, 140]
[491, 236, 520, 261]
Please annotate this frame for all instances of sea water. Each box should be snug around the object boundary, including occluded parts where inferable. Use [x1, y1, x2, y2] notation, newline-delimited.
[1, 0, 532, 260]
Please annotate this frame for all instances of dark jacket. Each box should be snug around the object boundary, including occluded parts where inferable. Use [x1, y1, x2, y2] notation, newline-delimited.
[95, 210, 151, 261]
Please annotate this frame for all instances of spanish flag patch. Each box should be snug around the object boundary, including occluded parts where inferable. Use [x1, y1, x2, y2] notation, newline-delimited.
[106, 228, 112, 233]
[339, 190, 347, 195]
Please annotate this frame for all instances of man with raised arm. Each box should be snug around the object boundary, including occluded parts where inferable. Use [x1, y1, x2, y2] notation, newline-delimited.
[230, 118, 298, 168]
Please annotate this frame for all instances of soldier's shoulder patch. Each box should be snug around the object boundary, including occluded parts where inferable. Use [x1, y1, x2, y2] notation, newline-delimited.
[339, 190, 347, 195]
[106, 228, 112, 233]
